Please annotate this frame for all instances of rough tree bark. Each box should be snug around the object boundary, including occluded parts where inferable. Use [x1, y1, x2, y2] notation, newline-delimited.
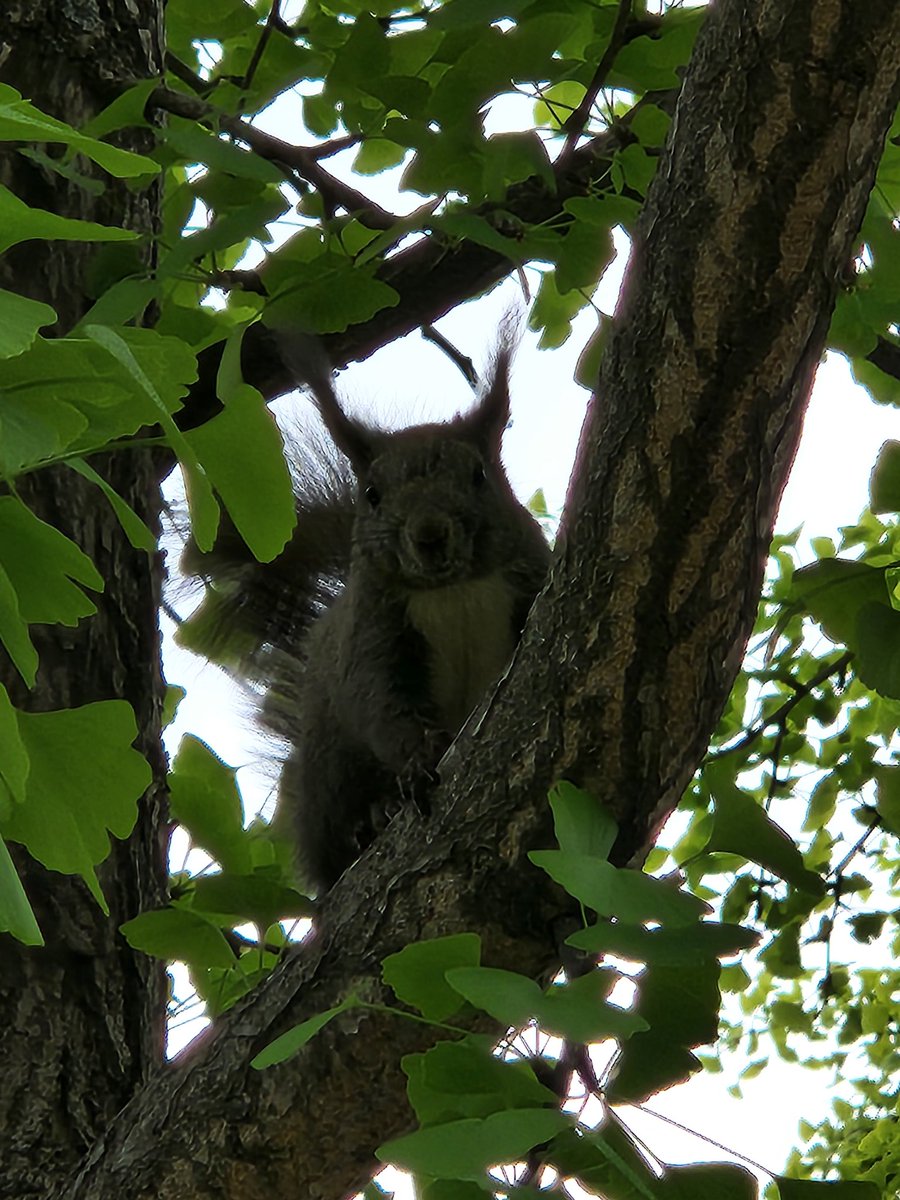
[0, 2, 897, 1200]
[0, 5, 169, 1199]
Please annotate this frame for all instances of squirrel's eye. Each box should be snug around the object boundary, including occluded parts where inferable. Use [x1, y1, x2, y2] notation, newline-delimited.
[472, 462, 486, 486]
[364, 484, 381, 508]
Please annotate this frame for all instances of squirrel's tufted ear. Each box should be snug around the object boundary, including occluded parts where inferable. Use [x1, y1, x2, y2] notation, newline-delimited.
[269, 326, 377, 473]
[456, 314, 520, 461]
[305, 372, 377, 476]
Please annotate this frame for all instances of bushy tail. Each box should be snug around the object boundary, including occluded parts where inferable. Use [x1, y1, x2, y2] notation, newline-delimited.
[178, 425, 356, 683]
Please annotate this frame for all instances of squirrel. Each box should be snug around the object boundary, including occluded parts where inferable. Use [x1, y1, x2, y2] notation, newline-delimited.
[181, 335, 551, 895]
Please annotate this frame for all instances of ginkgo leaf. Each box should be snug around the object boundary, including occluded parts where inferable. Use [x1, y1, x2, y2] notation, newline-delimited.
[0, 701, 150, 910]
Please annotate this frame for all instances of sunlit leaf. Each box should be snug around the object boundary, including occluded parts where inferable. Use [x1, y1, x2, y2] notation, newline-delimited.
[378, 1109, 571, 1180]
[0, 701, 150, 909]
[382, 933, 481, 1022]
[0, 289, 56, 358]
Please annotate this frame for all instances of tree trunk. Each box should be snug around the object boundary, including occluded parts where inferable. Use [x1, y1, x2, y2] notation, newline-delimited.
[0, 5, 168, 1197]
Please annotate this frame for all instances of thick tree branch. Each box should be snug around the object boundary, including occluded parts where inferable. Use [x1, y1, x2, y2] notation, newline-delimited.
[868, 334, 900, 382]
[58, 4, 900, 1199]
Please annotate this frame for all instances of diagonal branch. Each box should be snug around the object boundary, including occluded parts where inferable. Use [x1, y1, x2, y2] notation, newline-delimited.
[147, 84, 399, 229]
[559, 0, 634, 162]
[240, 0, 283, 93]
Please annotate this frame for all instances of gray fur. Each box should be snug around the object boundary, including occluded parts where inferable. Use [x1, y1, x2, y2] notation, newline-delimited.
[184, 346, 550, 894]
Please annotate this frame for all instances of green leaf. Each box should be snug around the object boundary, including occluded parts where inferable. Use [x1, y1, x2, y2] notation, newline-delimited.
[183, 328, 296, 563]
[567, 919, 759, 964]
[0, 561, 38, 687]
[847, 912, 886, 943]
[0, 833, 42, 946]
[534, 80, 586, 131]
[704, 766, 825, 896]
[162, 685, 185, 729]
[529, 852, 710, 925]
[446, 966, 647, 1044]
[855, 602, 900, 698]
[539, 971, 648, 1043]
[874, 764, 900, 835]
[164, 118, 286, 182]
[445, 966, 541, 1026]
[776, 1181, 880, 1200]
[251, 997, 358, 1069]
[869, 440, 900, 512]
[377, 1109, 571, 1180]
[563, 194, 642, 231]
[791, 559, 886, 648]
[417, 1182, 488, 1200]
[658, 1163, 758, 1199]
[0, 701, 150, 909]
[552, 1121, 661, 1200]
[404, 1038, 556, 1125]
[77, 278, 158, 331]
[66, 460, 157, 552]
[548, 780, 617, 859]
[0, 83, 159, 177]
[0, 185, 138, 254]
[630, 104, 672, 148]
[610, 9, 705, 91]
[0, 289, 56, 358]
[158, 191, 288, 279]
[0, 329, 197, 456]
[0, 384, 88, 476]
[608, 959, 721, 1104]
[328, 13, 389, 91]
[0, 683, 29, 815]
[354, 138, 408, 176]
[190, 872, 314, 928]
[168, 734, 251, 873]
[612, 144, 658, 198]
[382, 933, 482, 1022]
[791, 559, 900, 697]
[120, 906, 235, 970]
[0, 496, 103, 624]
[436, 210, 534, 261]
[80, 79, 157, 140]
[482, 130, 554, 201]
[528, 269, 589, 348]
[555, 221, 616, 296]
[575, 315, 614, 391]
[83, 324, 219, 550]
[264, 258, 400, 334]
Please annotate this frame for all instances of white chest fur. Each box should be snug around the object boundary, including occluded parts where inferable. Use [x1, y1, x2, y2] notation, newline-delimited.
[406, 573, 516, 733]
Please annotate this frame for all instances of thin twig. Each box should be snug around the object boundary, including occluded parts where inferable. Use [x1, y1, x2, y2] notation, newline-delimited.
[164, 51, 214, 96]
[421, 324, 479, 390]
[147, 84, 399, 229]
[712, 651, 853, 760]
[632, 1104, 775, 1178]
[559, 0, 633, 161]
[210, 268, 268, 295]
[241, 0, 283, 93]
[830, 810, 881, 881]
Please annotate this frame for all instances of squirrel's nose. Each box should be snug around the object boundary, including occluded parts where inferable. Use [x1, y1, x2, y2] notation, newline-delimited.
[410, 514, 452, 556]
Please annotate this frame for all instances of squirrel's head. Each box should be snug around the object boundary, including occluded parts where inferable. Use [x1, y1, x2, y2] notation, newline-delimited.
[310, 341, 527, 588]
